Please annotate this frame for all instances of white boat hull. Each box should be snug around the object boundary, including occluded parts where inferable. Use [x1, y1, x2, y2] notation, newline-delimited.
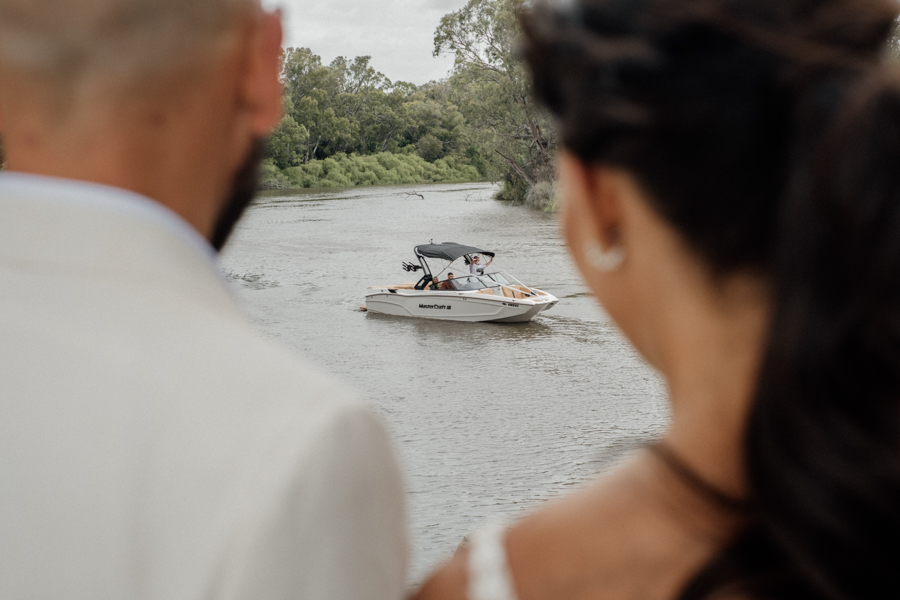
[365, 288, 557, 323]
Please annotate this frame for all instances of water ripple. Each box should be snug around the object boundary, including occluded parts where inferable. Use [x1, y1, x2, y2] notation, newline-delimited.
[221, 182, 669, 583]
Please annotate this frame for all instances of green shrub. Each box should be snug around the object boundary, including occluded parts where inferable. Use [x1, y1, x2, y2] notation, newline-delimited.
[259, 158, 290, 189]
[524, 180, 558, 212]
[260, 152, 484, 189]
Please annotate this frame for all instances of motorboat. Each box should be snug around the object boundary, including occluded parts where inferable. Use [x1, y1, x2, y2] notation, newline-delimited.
[365, 242, 558, 323]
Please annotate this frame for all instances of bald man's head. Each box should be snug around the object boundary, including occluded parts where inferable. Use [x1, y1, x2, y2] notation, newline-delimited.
[0, 0, 257, 102]
[0, 0, 284, 250]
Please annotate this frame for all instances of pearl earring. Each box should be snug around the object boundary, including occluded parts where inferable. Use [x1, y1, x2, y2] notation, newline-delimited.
[584, 239, 625, 272]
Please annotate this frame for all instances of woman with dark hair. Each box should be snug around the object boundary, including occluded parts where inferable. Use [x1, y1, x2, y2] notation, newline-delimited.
[415, 1, 900, 599]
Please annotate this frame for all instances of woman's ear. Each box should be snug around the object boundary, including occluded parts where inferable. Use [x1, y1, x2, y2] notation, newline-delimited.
[559, 150, 626, 251]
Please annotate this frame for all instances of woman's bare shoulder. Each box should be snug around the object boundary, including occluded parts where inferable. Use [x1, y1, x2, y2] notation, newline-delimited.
[416, 451, 737, 600]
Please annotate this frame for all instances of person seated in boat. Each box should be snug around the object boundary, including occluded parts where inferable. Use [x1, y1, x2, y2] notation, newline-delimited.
[469, 254, 493, 276]
[428, 277, 440, 290]
[438, 273, 455, 290]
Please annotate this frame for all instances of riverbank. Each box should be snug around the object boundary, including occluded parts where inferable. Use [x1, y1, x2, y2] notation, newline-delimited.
[258, 153, 561, 212]
[260, 151, 484, 191]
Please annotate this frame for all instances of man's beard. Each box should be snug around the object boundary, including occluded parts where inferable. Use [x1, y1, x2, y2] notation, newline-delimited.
[210, 137, 266, 252]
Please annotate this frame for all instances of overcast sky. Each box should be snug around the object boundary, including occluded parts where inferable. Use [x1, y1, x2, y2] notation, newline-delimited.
[261, 0, 470, 85]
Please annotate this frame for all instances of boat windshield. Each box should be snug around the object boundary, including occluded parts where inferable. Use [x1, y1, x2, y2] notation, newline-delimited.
[450, 275, 487, 291]
[486, 272, 512, 286]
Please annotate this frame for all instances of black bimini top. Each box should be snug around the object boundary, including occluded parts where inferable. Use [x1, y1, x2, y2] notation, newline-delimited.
[415, 242, 495, 262]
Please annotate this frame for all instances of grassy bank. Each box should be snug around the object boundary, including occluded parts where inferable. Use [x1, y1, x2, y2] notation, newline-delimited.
[260, 152, 483, 190]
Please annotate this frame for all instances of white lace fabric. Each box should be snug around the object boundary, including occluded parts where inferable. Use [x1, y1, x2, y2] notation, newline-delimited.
[467, 523, 520, 600]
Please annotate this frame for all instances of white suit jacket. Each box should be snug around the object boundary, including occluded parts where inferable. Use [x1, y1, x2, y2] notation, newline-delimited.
[0, 174, 408, 600]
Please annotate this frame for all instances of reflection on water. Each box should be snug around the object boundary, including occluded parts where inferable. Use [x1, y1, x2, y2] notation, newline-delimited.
[220, 182, 669, 583]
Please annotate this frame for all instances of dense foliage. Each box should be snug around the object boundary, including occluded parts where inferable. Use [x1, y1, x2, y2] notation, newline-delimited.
[262, 0, 559, 208]
[263, 49, 491, 190]
[260, 151, 480, 189]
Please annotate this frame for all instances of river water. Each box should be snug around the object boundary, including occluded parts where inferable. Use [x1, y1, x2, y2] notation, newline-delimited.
[219, 182, 669, 583]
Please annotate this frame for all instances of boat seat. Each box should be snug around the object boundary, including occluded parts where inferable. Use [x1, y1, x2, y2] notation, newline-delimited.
[501, 287, 528, 299]
[510, 286, 537, 297]
[476, 289, 495, 295]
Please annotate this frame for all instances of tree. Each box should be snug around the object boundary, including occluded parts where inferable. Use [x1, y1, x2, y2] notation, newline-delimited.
[435, 0, 556, 201]
[281, 47, 338, 105]
[292, 89, 355, 161]
[403, 89, 468, 161]
[267, 115, 310, 169]
[416, 134, 444, 162]
[357, 89, 409, 154]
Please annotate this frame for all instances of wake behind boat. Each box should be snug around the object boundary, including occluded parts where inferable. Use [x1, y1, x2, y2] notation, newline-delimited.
[365, 242, 558, 323]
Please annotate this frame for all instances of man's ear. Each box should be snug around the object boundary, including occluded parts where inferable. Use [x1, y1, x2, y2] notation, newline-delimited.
[240, 9, 284, 136]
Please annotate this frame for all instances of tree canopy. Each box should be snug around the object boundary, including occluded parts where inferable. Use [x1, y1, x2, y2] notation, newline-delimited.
[266, 49, 484, 170]
[434, 0, 556, 204]
[263, 0, 558, 206]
